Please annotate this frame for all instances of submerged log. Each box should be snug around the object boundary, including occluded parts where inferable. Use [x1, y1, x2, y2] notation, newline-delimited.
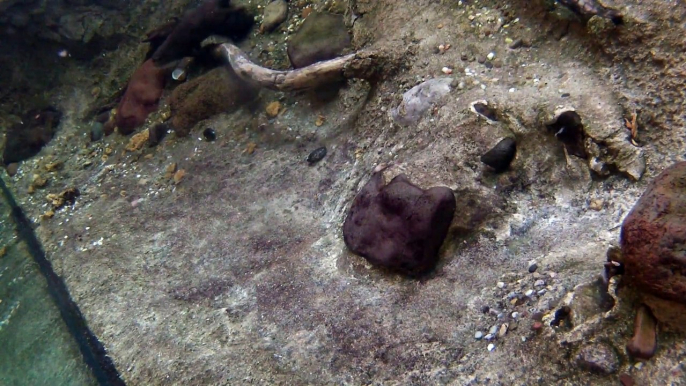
[214, 43, 383, 92]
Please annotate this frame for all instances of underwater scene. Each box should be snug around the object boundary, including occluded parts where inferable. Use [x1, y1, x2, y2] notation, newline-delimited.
[1, 0, 685, 384]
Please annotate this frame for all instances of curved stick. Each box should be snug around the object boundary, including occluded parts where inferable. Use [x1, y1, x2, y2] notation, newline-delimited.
[215, 43, 380, 91]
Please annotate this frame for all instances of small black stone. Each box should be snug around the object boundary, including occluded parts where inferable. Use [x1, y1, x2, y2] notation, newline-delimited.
[480, 137, 516, 173]
[148, 123, 169, 147]
[203, 128, 216, 141]
[307, 146, 327, 164]
[528, 263, 538, 273]
[561, 93, 571, 98]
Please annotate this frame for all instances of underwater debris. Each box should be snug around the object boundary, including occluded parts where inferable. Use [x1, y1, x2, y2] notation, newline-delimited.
[392, 78, 452, 126]
[342, 172, 456, 276]
[557, 0, 623, 25]
[149, 0, 254, 66]
[481, 138, 516, 173]
[148, 123, 169, 147]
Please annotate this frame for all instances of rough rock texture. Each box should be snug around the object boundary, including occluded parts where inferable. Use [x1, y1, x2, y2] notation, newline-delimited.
[620, 162, 686, 304]
[115, 59, 167, 135]
[287, 12, 350, 68]
[342, 172, 456, 276]
[168, 66, 259, 137]
[576, 342, 619, 374]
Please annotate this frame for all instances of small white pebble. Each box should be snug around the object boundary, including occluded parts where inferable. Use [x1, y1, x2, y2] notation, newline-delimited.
[441, 67, 453, 74]
[497, 281, 506, 289]
[509, 88, 516, 93]
[487, 52, 495, 60]
[534, 279, 546, 287]
[475, 331, 483, 340]
[511, 312, 519, 319]
[525, 289, 534, 297]
[487, 343, 495, 351]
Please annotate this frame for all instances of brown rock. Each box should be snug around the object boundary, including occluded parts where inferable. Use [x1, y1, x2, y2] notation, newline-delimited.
[626, 304, 658, 360]
[287, 12, 351, 68]
[5, 163, 19, 176]
[265, 101, 281, 118]
[620, 162, 686, 303]
[116, 59, 167, 134]
[169, 67, 259, 137]
[342, 172, 456, 276]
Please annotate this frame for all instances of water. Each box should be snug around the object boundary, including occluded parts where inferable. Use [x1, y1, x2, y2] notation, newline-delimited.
[0, 191, 96, 386]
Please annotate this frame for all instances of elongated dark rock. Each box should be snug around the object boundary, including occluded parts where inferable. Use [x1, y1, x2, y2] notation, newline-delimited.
[481, 137, 516, 173]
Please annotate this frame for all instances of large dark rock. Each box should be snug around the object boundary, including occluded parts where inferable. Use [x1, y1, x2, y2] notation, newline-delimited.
[169, 66, 259, 137]
[286, 12, 350, 68]
[2, 107, 61, 165]
[620, 161, 686, 304]
[149, 0, 254, 65]
[115, 59, 167, 134]
[342, 172, 456, 276]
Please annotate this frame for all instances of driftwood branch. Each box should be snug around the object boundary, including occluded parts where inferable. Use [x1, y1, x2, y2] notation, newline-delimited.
[215, 43, 382, 92]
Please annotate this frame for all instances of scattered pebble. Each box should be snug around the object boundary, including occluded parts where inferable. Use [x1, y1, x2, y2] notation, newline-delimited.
[203, 128, 216, 141]
[589, 199, 604, 211]
[173, 169, 186, 185]
[90, 122, 104, 142]
[498, 323, 508, 337]
[307, 146, 327, 164]
[511, 312, 519, 319]
[497, 281, 506, 289]
[475, 331, 483, 340]
[487, 343, 495, 352]
[441, 67, 453, 75]
[525, 289, 534, 297]
[486, 52, 495, 60]
[534, 279, 546, 287]
[528, 263, 538, 273]
[266, 101, 281, 118]
[489, 325, 498, 335]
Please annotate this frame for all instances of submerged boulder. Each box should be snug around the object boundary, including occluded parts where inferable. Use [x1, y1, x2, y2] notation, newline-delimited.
[343, 172, 456, 276]
[620, 162, 686, 304]
[169, 66, 259, 137]
[287, 12, 350, 68]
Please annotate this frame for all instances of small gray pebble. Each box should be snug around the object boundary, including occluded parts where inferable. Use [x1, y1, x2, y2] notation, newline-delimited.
[534, 279, 546, 287]
[537, 289, 547, 296]
[90, 122, 104, 142]
[475, 331, 484, 340]
[489, 325, 499, 335]
[485, 333, 495, 341]
[525, 289, 534, 297]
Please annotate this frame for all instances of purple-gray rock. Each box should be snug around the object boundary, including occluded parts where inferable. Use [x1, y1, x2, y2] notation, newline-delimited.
[343, 172, 456, 276]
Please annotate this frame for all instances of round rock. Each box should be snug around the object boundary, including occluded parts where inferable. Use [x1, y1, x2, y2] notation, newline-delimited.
[575, 343, 619, 375]
[620, 162, 686, 303]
